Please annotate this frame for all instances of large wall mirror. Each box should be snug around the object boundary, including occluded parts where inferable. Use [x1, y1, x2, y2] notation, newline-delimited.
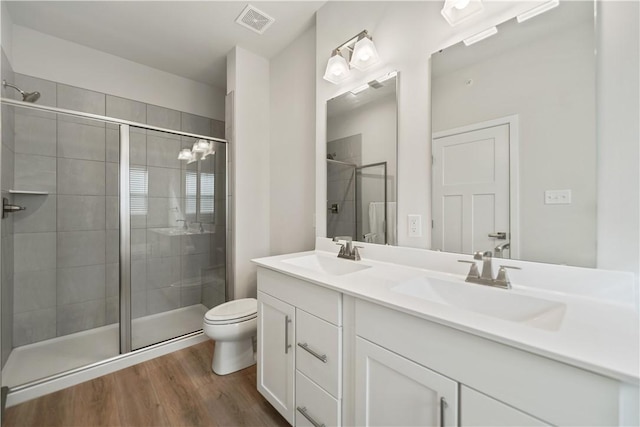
[431, 1, 595, 267]
[326, 73, 398, 245]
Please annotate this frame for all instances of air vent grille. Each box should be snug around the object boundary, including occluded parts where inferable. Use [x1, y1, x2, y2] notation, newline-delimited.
[235, 5, 275, 35]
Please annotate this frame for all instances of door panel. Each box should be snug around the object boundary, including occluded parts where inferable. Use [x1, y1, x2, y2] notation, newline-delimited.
[433, 124, 510, 256]
[257, 291, 295, 424]
[355, 337, 458, 427]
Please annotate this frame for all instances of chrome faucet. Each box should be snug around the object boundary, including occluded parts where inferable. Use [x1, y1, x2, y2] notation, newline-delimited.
[458, 251, 521, 289]
[176, 219, 188, 230]
[494, 242, 510, 258]
[332, 236, 362, 261]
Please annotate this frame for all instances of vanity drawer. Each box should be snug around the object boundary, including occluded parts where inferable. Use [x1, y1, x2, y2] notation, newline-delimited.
[258, 267, 342, 325]
[296, 308, 342, 398]
[296, 371, 341, 427]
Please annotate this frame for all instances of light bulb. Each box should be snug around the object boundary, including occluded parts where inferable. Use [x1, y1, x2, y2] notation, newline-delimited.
[454, 0, 471, 10]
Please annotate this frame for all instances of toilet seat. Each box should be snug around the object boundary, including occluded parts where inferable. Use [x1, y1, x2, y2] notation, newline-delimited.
[204, 298, 257, 325]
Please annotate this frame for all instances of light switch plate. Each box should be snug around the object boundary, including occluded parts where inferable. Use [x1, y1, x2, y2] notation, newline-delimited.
[545, 189, 572, 205]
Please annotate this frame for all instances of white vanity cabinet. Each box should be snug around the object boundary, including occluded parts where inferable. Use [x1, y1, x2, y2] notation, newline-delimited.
[257, 291, 296, 424]
[355, 336, 458, 426]
[257, 267, 343, 426]
[354, 298, 628, 427]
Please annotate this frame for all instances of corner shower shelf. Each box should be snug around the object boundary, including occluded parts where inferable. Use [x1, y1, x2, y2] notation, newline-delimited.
[9, 190, 49, 195]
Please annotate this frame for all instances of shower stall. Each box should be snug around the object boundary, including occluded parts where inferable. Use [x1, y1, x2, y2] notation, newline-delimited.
[326, 158, 388, 244]
[0, 86, 229, 396]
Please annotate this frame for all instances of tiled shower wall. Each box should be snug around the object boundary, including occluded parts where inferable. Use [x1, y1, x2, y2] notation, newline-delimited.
[6, 72, 226, 347]
[326, 135, 361, 240]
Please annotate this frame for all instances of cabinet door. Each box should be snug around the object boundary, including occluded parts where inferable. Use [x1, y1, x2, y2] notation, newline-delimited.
[460, 386, 549, 427]
[355, 337, 458, 427]
[257, 291, 296, 425]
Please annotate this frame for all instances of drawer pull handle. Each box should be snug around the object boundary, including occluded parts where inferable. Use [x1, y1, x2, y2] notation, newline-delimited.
[297, 406, 325, 427]
[440, 397, 448, 427]
[297, 342, 327, 363]
[284, 316, 292, 354]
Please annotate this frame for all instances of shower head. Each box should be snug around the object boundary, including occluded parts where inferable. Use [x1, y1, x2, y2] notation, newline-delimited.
[2, 80, 41, 103]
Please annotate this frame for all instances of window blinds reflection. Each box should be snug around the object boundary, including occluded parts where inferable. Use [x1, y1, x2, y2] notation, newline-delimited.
[130, 167, 148, 215]
[185, 170, 215, 219]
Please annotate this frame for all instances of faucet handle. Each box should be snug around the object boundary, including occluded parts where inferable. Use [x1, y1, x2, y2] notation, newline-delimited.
[495, 265, 521, 288]
[353, 245, 364, 261]
[458, 260, 480, 279]
[473, 251, 483, 261]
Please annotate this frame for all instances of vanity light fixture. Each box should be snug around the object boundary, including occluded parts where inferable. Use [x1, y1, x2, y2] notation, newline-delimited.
[463, 26, 498, 46]
[323, 50, 351, 84]
[323, 30, 380, 85]
[192, 139, 211, 153]
[441, 0, 484, 27]
[349, 34, 380, 71]
[516, 0, 560, 23]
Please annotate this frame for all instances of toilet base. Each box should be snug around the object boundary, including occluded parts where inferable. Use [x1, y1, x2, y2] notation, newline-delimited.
[212, 338, 256, 375]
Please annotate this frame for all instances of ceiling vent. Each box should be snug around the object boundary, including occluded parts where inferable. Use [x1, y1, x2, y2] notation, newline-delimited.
[235, 5, 275, 35]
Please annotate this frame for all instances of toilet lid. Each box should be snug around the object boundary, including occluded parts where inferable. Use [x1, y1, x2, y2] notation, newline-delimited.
[204, 298, 257, 322]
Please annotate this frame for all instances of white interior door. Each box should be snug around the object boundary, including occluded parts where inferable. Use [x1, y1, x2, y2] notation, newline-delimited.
[432, 124, 510, 257]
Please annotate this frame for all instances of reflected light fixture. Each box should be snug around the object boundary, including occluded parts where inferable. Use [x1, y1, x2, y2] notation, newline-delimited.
[178, 148, 194, 161]
[463, 26, 498, 46]
[323, 30, 380, 85]
[178, 139, 214, 163]
[516, 0, 560, 23]
[441, 0, 484, 27]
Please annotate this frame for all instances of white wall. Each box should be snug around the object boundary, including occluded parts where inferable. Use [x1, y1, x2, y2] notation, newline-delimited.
[10, 25, 224, 120]
[269, 27, 316, 256]
[432, 19, 596, 267]
[596, 1, 640, 277]
[315, 1, 537, 249]
[227, 46, 271, 299]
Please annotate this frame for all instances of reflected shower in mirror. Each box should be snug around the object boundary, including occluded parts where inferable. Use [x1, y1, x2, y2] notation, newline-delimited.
[326, 72, 397, 245]
[431, 1, 596, 267]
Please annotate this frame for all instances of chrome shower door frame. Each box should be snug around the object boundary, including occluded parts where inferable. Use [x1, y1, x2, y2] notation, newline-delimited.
[0, 97, 229, 357]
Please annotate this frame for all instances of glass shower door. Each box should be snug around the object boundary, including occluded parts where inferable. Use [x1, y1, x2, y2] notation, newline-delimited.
[129, 126, 226, 350]
[1, 103, 121, 387]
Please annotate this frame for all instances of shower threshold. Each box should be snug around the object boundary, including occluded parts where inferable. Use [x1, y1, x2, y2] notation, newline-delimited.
[2, 304, 208, 388]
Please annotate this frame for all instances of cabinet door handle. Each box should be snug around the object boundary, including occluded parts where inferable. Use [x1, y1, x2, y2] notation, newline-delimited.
[297, 342, 328, 363]
[440, 397, 448, 427]
[284, 315, 292, 354]
[297, 406, 325, 427]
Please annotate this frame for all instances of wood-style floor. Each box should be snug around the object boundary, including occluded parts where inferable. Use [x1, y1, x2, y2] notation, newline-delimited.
[3, 341, 289, 427]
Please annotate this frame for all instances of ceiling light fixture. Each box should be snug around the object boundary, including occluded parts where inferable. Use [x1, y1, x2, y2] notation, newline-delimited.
[441, 0, 484, 27]
[463, 26, 498, 46]
[516, 0, 560, 23]
[323, 30, 380, 85]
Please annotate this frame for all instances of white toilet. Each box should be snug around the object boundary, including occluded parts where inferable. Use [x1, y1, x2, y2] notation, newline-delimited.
[203, 298, 258, 375]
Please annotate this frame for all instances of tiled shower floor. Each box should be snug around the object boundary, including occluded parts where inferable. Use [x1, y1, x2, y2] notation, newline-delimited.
[2, 304, 208, 388]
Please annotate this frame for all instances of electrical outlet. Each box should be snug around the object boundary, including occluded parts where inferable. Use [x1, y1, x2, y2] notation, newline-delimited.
[408, 214, 422, 237]
[545, 189, 572, 205]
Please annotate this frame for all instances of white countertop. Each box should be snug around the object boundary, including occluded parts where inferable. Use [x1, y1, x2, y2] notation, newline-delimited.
[253, 247, 640, 385]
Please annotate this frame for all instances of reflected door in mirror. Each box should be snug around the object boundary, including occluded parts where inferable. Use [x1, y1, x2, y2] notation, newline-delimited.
[432, 124, 510, 256]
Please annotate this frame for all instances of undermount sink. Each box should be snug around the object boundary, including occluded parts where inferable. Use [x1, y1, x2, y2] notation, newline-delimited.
[282, 254, 372, 276]
[392, 276, 566, 331]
